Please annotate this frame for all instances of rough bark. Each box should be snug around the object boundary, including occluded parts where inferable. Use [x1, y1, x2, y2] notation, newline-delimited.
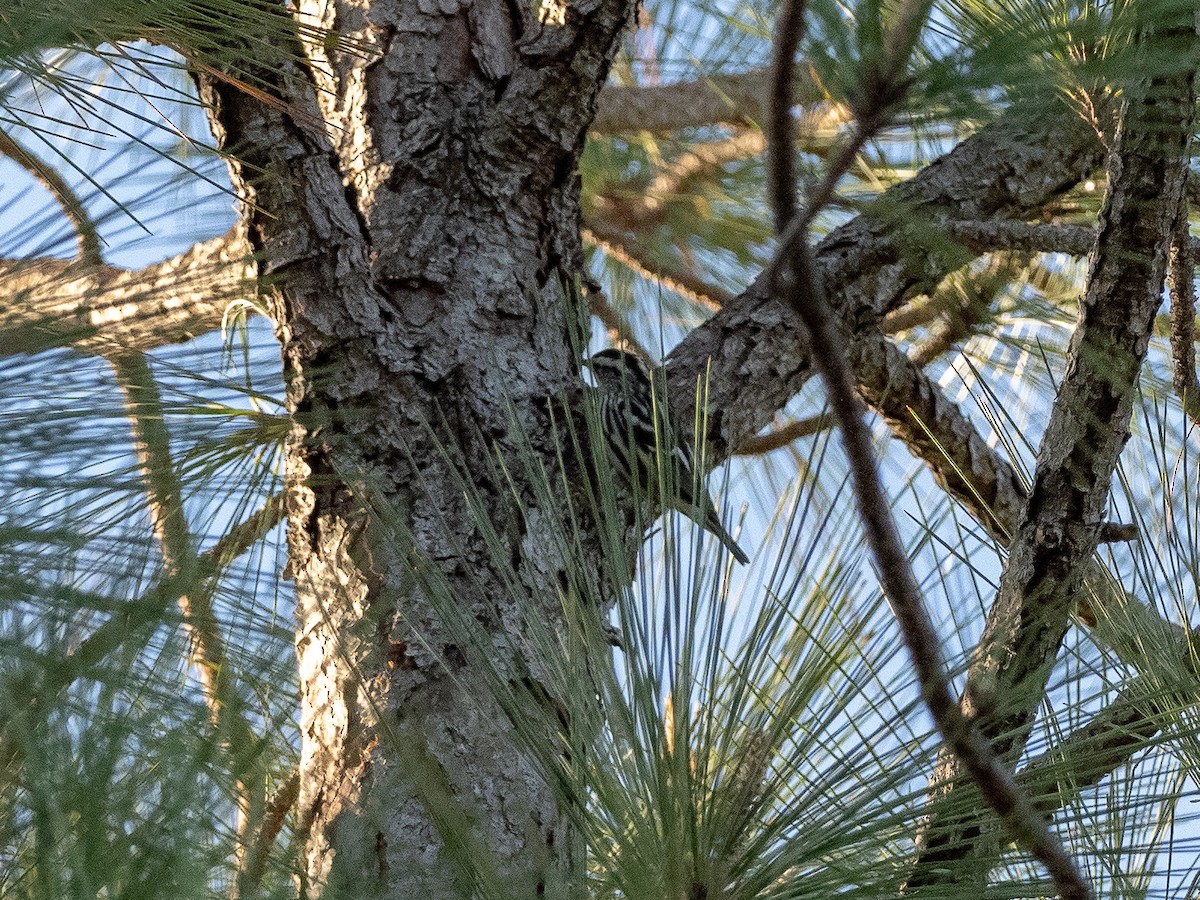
[666, 101, 1107, 460]
[193, 2, 632, 896]
[905, 16, 1198, 889]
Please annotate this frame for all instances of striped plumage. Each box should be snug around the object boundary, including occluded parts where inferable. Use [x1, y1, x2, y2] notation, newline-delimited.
[585, 348, 750, 565]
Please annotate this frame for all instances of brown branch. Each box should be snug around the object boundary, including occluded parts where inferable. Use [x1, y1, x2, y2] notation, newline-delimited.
[237, 769, 301, 898]
[907, 253, 1025, 367]
[854, 331, 1028, 535]
[946, 220, 1094, 256]
[110, 351, 228, 716]
[0, 226, 255, 358]
[766, 0, 810, 231]
[907, 19, 1197, 889]
[0, 128, 102, 266]
[733, 412, 833, 455]
[583, 221, 734, 310]
[110, 350, 279, 878]
[1018, 682, 1172, 818]
[584, 278, 655, 363]
[592, 67, 826, 134]
[644, 130, 766, 210]
[1167, 203, 1200, 423]
[52, 494, 285, 688]
[667, 105, 1108, 462]
[767, 3, 1088, 893]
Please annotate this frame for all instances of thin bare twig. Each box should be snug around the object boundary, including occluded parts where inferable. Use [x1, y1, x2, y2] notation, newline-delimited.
[583, 221, 734, 310]
[774, 244, 1091, 900]
[766, 0, 809, 231]
[733, 412, 834, 455]
[767, 1, 1090, 895]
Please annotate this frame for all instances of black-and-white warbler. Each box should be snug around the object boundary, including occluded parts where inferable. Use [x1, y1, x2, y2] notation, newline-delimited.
[585, 348, 750, 565]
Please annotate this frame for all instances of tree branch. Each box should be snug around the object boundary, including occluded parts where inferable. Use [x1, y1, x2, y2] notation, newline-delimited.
[733, 412, 833, 454]
[583, 220, 734, 309]
[667, 105, 1107, 461]
[592, 67, 826, 134]
[0, 128, 102, 265]
[0, 226, 254, 358]
[1167, 202, 1200, 423]
[1018, 681, 1175, 819]
[644, 129, 766, 211]
[237, 769, 301, 899]
[109, 350, 274, 877]
[907, 18, 1198, 887]
[767, 2, 1088, 893]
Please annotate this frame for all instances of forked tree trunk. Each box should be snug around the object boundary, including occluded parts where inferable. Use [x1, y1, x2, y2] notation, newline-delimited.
[197, 2, 631, 895]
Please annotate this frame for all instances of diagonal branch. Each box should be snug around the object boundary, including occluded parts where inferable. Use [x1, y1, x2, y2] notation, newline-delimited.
[583, 220, 734, 310]
[1018, 679, 1179, 820]
[109, 350, 275, 878]
[733, 412, 833, 454]
[47, 494, 285, 691]
[666, 104, 1107, 463]
[0, 128, 102, 266]
[767, 0, 1087, 893]
[644, 129, 767, 211]
[906, 18, 1198, 888]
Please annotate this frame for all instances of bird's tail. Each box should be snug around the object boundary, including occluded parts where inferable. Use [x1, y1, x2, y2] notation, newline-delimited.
[704, 507, 750, 565]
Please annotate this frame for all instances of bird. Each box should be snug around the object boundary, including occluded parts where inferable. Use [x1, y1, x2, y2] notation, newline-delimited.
[584, 348, 750, 565]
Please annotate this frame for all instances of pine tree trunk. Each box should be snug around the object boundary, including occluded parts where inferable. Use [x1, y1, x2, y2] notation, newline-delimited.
[198, 2, 632, 894]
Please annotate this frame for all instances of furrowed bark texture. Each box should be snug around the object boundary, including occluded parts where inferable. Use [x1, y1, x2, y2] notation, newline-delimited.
[199, 3, 632, 896]
[666, 103, 1107, 459]
[905, 19, 1198, 889]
